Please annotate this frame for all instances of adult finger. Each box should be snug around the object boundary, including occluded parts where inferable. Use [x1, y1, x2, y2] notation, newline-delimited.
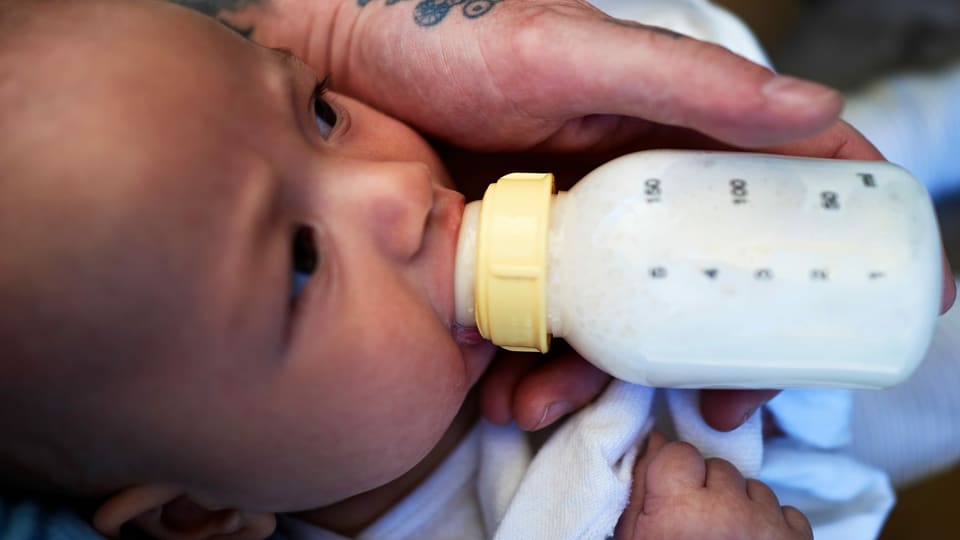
[699, 389, 781, 432]
[511, 348, 611, 431]
[940, 248, 957, 314]
[762, 120, 884, 161]
[488, 11, 843, 150]
[479, 351, 538, 425]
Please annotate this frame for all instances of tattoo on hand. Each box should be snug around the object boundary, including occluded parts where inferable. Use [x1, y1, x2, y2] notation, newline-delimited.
[360, 0, 502, 27]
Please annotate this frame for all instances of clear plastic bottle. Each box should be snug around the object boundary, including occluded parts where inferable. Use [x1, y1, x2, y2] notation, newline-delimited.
[454, 150, 943, 388]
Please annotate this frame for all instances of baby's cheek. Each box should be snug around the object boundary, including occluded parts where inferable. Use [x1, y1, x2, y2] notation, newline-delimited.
[459, 338, 497, 388]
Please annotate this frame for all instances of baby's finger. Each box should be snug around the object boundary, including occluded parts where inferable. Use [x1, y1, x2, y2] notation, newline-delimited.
[704, 457, 747, 494]
[644, 441, 707, 496]
[511, 349, 611, 430]
[782, 505, 814, 539]
[479, 351, 538, 425]
[745, 478, 780, 508]
[613, 431, 668, 539]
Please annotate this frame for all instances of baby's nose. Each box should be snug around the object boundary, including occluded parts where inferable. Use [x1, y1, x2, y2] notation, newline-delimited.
[354, 160, 436, 260]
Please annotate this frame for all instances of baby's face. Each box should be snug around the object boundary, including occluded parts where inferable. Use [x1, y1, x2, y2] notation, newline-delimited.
[1, 0, 493, 511]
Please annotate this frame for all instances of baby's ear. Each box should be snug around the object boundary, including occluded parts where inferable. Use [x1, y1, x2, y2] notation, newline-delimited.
[92, 485, 276, 540]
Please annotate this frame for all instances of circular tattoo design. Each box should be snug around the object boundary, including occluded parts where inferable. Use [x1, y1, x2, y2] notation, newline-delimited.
[463, 0, 498, 18]
[414, 0, 453, 26]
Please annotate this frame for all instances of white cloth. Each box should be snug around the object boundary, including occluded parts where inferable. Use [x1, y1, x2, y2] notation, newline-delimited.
[487, 383, 770, 539]
[848, 282, 960, 486]
[589, 0, 769, 67]
[486, 383, 893, 540]
[759, 439, 895, 540]
[283, 381, 894, 540]
[487, 382, 653, 539]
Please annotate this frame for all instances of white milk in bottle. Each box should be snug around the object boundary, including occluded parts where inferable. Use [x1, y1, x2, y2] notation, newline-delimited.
[454, 150, 943, 388]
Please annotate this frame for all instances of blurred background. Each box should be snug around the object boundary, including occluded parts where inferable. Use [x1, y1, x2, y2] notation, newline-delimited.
[716, 1, 960, 538]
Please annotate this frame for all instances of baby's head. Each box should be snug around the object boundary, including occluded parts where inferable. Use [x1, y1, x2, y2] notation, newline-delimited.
[0, 0, 492, 534]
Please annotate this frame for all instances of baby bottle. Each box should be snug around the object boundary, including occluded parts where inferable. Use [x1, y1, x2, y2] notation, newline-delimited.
[454, 150, 943, 389]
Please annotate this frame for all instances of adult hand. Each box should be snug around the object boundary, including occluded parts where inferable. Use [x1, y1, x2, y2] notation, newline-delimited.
[305, 0, 846, 153]
[293, 0, 953, 311]
[193, 1, 896, 162]
[234, 0, 956, 430]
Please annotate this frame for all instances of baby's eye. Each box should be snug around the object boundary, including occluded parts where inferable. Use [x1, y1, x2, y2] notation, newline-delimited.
[291, 225, 318, 298]
[313, 82, 337, 139]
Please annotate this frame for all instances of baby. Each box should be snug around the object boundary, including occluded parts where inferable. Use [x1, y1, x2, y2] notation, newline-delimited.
[0, 1, 812, 539]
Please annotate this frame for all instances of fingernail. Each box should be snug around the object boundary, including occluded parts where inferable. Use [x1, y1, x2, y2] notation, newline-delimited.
[740, 405, 760, 426]
[221, 512, 243, 534]
[534, 401, 571, 430]
[763, 75, 839, 106]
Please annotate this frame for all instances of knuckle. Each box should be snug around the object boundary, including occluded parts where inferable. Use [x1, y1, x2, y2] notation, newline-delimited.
[705, 456, 740, 475]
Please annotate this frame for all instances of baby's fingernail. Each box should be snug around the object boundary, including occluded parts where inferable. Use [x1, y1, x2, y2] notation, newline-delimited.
[534, 401, 571, 430]
[763, 75, 839, 107]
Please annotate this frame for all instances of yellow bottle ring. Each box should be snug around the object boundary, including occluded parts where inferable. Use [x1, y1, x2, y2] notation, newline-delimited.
[475, 172, 553, 353]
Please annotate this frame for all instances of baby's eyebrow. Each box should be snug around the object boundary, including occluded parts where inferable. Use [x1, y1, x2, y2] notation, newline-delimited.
[264, 46, 317, 101]
[268, 47, 309, 74]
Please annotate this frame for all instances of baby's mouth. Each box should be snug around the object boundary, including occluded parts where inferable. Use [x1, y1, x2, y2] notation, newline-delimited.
[421, 185, 469, 323]
[432, 192, 490, 349]
[453, 324, 487, 347]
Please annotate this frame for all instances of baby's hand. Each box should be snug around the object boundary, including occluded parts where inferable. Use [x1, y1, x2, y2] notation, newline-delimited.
[614, 432, 812, 540]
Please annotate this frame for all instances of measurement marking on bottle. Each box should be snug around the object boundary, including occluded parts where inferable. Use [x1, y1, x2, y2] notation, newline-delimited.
[650, 266, 667, 278]
[821, 191, 840, 210]
[858, 173, 877, 187]
[730, 178, 749, 205]
[645, 178, 661, 203]
[650, 267, 886, 282]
